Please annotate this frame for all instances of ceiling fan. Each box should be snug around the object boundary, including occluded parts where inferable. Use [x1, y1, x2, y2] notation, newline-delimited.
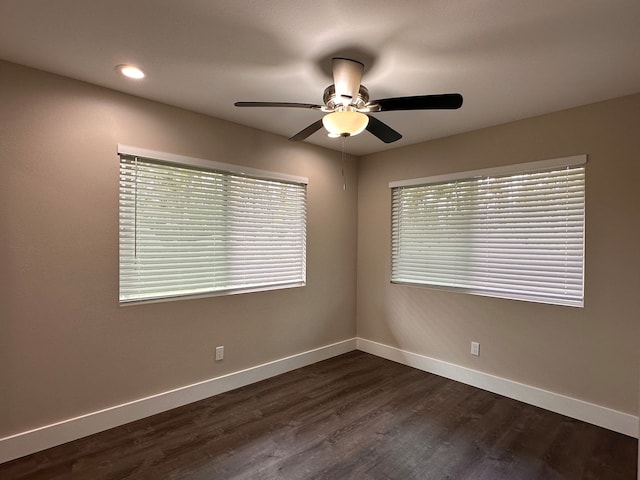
[235, 57, 463, 143]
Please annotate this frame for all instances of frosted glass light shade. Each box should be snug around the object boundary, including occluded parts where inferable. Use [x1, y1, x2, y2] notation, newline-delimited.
[322, 111, 369, 137]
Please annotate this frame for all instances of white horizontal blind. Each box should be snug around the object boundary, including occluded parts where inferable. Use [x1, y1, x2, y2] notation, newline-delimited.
[119, 156, 307, 303]
[391, 162, 585, 307]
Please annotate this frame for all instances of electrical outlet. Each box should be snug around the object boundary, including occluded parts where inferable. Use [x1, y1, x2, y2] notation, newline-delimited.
[215, 346, 224, 361]
[471, 342, 480, 356]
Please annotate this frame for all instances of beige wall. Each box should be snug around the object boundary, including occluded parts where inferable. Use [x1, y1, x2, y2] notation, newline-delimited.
[357, 93, 640, 414]
[0, 61, 358, 437]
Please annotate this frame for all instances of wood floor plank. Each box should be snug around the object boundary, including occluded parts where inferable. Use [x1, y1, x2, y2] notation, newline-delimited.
[0, 351, 637, 479]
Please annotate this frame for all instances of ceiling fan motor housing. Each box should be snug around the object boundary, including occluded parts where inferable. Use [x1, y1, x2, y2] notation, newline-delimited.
[322, 84, 371, 111]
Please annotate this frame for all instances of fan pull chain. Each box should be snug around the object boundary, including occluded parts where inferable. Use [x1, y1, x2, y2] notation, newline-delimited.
[341, 134, 346, 191]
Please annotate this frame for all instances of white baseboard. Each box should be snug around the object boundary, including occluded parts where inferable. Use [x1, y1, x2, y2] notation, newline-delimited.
[0, 338, 357, 464]
[3, 336, 637, 465]
[357, 337, 639, 438]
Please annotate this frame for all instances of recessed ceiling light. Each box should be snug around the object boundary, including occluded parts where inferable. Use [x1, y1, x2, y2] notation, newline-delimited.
[116, 64, 145, 79]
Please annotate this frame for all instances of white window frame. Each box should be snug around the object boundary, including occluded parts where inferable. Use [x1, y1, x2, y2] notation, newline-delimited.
[389, 155, 586, 307]
[118, 145, 308, 305]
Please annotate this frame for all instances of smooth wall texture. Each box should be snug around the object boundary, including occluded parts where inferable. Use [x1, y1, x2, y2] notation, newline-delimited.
[0, 61, 358, 437]
[357, 94, 640, 415]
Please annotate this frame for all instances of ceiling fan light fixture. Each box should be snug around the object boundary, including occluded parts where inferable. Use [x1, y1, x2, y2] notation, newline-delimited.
[322, 110, 369, 137]
[235, 57, 461, 144]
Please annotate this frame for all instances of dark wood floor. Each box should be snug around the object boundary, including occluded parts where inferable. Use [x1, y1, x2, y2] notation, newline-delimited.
[1, 351, 637, 479]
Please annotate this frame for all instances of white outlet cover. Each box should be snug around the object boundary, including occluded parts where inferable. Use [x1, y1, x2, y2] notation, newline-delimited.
[215, 346, 224, 361]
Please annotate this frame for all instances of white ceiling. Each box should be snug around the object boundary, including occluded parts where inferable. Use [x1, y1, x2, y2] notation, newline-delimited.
[1, 0, 639, 156]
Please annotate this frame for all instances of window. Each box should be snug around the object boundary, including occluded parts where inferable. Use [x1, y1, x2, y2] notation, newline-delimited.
[390, 155, 586, 307]
[118, 145, 307, 304]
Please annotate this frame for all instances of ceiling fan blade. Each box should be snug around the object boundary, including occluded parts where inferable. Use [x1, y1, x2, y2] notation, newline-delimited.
[366, 115, 402, 143]
[289, 119, 324, 141]
[332, 58, 364, 105]
[235, 101, 323, 109]
[372, 93, 463, 111]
